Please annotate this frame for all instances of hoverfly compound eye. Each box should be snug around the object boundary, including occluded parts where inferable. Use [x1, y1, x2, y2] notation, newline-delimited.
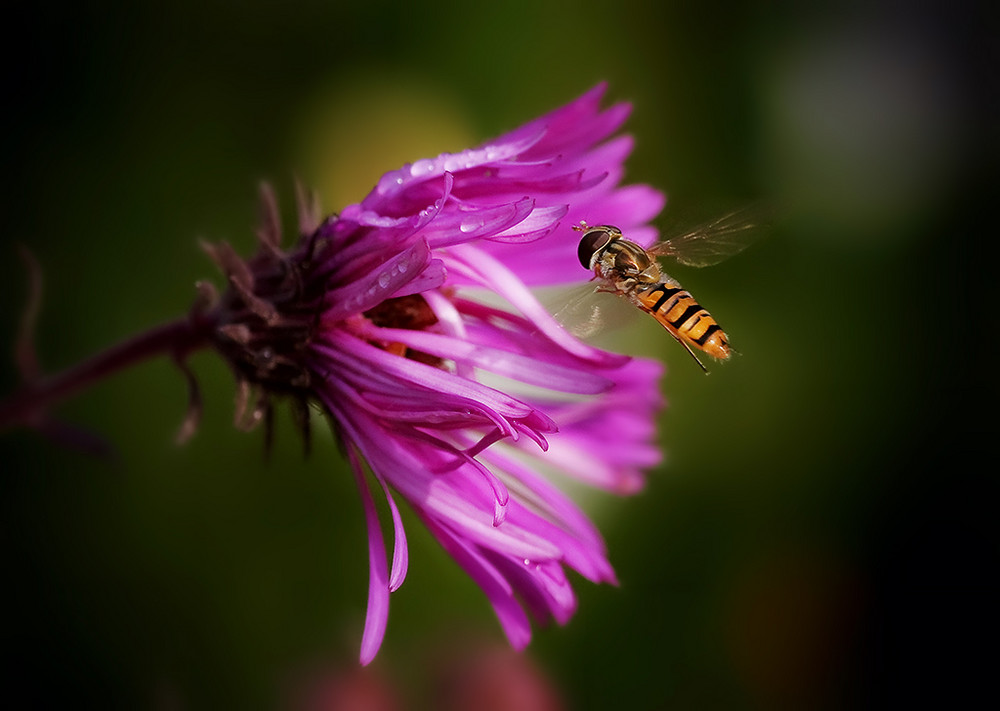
[576, 226, 618, 269]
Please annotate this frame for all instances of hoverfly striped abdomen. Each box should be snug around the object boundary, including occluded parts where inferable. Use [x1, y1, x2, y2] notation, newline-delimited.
[635, 283, 730, 361]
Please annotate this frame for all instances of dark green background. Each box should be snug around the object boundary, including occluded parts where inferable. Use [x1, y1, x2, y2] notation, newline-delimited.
[1, 1, 992, 709]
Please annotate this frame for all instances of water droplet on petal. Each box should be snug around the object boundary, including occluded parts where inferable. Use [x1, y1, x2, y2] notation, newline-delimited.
[378, 272, 391, 288]
[460, 217, 484, 233]
[411, 159, 436, 177]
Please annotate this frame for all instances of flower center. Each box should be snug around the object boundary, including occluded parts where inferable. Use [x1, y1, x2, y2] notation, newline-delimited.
[363, 294, 441, 366]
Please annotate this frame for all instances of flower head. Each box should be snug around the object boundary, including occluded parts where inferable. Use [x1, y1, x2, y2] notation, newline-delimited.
[203, 84, 665, 663]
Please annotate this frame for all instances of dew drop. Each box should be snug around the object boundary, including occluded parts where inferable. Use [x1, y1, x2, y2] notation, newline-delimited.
[460, 217, 484, 233]
[411, 159, 436, 177]
[378, 272, 391, 288]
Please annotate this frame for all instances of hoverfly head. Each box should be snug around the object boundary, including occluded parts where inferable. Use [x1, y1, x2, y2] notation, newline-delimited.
[574, 223, 623, 270]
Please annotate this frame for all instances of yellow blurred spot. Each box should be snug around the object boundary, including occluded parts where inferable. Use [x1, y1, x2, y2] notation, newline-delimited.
[293, 76, 478, 211]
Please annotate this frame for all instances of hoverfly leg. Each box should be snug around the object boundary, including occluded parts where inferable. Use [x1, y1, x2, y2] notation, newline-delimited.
[666, 333, 708, 373]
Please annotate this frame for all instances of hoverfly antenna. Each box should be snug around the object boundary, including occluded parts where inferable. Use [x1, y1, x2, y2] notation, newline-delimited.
[572, 221, 589, 233]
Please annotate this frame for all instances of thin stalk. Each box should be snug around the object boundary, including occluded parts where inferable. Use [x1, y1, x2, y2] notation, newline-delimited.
[0, 314, 215, 430]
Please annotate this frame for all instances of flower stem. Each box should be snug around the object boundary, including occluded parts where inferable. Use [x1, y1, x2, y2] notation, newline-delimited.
[0, 314, 215, 431]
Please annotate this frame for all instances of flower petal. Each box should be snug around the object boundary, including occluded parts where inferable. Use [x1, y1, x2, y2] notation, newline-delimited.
[374, 471, 409, 593]
[358, 324, 614, 394]
[347, 447, 390, 666]
[322, 240, 431, 322]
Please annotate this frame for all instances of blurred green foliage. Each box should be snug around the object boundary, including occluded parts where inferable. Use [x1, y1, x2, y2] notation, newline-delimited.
[1, 1, 991, 709]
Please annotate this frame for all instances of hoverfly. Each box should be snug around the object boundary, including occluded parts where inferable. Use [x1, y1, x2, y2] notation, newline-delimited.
[574, 208, 766, 372]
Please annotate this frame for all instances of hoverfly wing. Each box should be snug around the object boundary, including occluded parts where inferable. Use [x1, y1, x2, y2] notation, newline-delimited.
[647, 204, 772, 268]
[541, 282, 639, 341]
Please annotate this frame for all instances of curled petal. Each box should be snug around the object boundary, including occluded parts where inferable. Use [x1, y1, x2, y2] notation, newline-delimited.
[420, 197, 537, 247]
[389, 258, 447, 298]
[347, 447, 390, 666]
[375, 472, 409, 593]
[488, 205, 569, 243]
[322, 241, 431, 322]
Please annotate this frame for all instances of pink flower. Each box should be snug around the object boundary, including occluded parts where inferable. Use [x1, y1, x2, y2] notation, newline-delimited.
[207, 83, 665, 664]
